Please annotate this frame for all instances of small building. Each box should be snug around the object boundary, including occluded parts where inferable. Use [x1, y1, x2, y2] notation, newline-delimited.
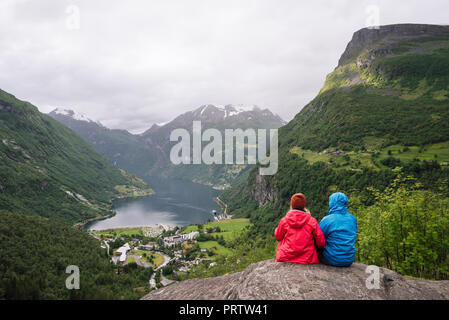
[163, 231, 200, 247]
[140, 242, 159, 251]
[115, 243, 130, 263]
[161, 278, 174, 287]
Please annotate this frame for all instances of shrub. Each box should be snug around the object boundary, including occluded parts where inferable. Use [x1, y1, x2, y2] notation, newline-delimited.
[355, 170, 449, 280]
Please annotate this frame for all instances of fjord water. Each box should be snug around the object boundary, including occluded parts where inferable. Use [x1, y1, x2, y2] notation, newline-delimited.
[86, 177, 221, 230]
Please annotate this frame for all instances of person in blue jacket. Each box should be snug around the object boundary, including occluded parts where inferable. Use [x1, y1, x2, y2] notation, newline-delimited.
[318, 192, 357, 267]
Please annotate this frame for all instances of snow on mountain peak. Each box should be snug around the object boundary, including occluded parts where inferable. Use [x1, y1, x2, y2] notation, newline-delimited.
[196, 104, 272, 119]
[51, 108, 102, 125]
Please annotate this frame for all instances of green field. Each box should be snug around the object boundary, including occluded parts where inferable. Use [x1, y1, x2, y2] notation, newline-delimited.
[182, 218, 251, 257]
[379, 142, 449, 163]
[152, 253, 164, 268]
[114, 184, 154, 198]
[290, 146, 377, 171]
[92, 227, 143, 238]
[142, 251, 164, 268]
[290, 140, 449, 170]
[198, 241, 233, 255]
[130, 249, 164, 267]
[182, 218, 251, 234]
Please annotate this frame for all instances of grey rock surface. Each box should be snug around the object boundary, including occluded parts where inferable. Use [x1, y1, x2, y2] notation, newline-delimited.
[141, 259, 449, 300]
[338, 24, 449, 67]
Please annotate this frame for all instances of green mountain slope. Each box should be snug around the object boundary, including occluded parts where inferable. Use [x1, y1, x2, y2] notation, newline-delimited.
[221, 24, 449, 232]
[283, 24, 449, 152]
[0, 89, 152, 225]
[48, 108, 159, 178]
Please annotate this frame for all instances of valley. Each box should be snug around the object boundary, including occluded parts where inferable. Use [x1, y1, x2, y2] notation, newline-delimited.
[1, 22, 449, 300]
[89, 217, 252, 289]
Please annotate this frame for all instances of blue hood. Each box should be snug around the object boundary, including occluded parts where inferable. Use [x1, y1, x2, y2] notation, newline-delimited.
[319, 192, 357, 267]
[328, 192, 349, 215]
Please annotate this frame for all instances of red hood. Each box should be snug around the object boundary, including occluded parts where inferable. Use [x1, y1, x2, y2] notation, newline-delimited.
[285, 210, 310, 229]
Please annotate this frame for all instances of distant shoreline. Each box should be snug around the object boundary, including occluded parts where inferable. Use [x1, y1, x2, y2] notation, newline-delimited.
[74, 191, 154, 230]
[89, 224, 176, 232]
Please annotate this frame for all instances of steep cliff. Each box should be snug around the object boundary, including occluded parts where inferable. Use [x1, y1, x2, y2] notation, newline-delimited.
[338, 24, 449, 67]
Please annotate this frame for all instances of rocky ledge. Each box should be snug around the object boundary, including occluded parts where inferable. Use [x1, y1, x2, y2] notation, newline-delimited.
[338, 24, 449, 67]
[141, 259, 449, 300]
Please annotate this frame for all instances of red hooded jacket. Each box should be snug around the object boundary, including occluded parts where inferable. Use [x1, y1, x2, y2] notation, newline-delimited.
[274, 210, 325, 264]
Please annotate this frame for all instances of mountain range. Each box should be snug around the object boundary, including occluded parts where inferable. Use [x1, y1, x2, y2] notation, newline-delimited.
[49, 104, 286, 189]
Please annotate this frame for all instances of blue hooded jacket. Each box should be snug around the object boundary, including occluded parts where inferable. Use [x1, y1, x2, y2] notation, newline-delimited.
[319, 192, 357, 267]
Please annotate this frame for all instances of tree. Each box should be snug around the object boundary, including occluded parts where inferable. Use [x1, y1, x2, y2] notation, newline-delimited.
[354, 169, 449, 280]
[162, 265, 173, 276]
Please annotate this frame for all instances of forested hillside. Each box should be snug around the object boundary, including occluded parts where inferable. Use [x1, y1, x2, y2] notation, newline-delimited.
[0, 88, 152, 225]
[0, 211, 152, 299]
[220, 24, 449, 280]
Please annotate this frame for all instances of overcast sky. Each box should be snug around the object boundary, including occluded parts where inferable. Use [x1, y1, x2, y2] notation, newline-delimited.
[0, 0, 447, 133]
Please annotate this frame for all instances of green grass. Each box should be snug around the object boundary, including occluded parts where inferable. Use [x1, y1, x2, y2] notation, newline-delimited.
[114, 184, 154, 198]
[198, 241, 232, 255]
[290, 146, 377, 171]
[379, 142, 449, 163]
[290, 140, 449, 170]
[208, 231, 239, 241]
[182, 219, 251, 257]
[93, 227, 143, 238]
[182, 218, 251, 234]
[290, 146, 333, 164]
[151, 252, 164, 268]
[129, 249, 164, 267]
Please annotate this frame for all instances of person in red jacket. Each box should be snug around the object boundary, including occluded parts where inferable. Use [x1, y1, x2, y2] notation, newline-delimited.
[274, 193, 325, 264]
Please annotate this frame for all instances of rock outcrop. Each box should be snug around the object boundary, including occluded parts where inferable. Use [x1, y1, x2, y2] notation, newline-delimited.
[252, 174, 278, 207]
[338, 24, 449, 67]
[142, 259, 449, 300]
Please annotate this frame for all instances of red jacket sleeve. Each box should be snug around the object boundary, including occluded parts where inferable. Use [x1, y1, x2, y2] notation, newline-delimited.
[274, 218, 287, 241]
[312, 220, 325, 248]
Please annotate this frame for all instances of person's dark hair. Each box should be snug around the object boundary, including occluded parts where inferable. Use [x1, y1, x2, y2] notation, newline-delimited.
[291, 193, 306, 210]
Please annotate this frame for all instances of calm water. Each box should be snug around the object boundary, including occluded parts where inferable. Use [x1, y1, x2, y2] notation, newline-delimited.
[85, 177, 222, 230]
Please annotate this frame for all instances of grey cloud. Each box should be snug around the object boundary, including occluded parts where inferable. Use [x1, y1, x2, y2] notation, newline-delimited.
[0, 0, 448, 133]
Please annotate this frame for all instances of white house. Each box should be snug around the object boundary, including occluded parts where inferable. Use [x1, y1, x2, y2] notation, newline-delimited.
[116, 243, 130, 263]
[182, 231, 200, 241]
[163, 231, 200, 247]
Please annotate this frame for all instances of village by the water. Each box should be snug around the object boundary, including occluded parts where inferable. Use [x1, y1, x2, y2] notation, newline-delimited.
[90, 208, 251, 289]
